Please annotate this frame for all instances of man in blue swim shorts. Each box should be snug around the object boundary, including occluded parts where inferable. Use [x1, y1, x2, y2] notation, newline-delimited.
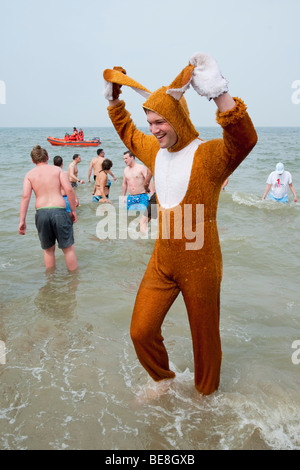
[126, 193, 149, 210]
[122, 151, 150, 210]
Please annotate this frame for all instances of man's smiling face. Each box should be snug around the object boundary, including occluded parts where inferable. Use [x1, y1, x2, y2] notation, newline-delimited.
[146, 111, 178, 149]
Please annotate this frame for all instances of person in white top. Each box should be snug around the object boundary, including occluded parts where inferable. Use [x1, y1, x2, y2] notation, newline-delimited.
[262, 162, 297, 203]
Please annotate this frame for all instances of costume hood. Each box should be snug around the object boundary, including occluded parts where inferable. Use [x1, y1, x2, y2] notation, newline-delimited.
[103, 58, 203, 152]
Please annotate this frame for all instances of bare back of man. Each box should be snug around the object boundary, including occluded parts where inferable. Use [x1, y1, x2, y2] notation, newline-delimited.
[88, 149, 116, 183]
[19, 146, 78, 271]
[28, 164, 70, 209]
[88, 156, 104, 182]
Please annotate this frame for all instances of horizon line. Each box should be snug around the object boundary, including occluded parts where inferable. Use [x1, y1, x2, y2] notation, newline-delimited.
[1, 125, 300, 129]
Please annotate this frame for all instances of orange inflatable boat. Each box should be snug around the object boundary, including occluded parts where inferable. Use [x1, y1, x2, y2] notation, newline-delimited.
[47, 137, 101, 147]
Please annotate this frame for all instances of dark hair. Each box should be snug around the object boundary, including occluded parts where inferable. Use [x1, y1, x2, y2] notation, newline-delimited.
[73, 154, 80, 160]
[123, 150, 135, 158]
[30, 145, 48, 163]
[97, 148, 104, 155]
[102, 158, 113, 171]
[53, 155, 63, 167]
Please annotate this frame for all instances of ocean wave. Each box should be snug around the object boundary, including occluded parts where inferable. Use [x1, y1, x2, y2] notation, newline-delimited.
[231, 192, 298, 210]
[0, 258, 16, 269]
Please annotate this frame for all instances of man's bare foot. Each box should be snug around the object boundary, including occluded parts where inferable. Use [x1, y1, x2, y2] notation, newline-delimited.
[135, 378, 174, 403]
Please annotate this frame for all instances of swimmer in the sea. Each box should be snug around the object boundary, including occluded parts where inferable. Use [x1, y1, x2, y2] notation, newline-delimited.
[122, 151, 153, 211]
[92, 158, 113, 203]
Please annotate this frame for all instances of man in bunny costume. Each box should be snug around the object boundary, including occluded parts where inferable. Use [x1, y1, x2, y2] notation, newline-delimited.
[103, 53, 257, 395]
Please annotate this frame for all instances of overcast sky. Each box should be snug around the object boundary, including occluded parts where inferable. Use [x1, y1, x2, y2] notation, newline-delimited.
[0, 0, 299, 128]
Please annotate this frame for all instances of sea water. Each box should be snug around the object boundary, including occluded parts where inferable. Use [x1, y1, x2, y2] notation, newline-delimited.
[0, 126, 299, 450]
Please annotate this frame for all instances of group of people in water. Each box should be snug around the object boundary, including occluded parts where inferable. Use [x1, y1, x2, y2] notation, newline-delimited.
[67, 148, 156, 224]
[18, 143, 297, 279]
[64, 127, 84, 142]
[18, 145, 156, 272]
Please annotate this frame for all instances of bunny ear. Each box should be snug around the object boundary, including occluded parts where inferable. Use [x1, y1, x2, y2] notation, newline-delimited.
[166, 64, 195, 100]
[103, 69, 151, 98]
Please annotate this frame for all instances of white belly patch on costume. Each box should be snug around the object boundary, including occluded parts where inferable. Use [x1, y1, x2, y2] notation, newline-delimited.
[154, 138, 203, 209]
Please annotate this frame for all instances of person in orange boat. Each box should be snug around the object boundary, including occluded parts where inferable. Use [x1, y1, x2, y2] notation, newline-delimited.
[103, 53, 257, 396]
[69, 127, 79, 141]
[78, 129, 84, 141]
[64, 133, 70, 141]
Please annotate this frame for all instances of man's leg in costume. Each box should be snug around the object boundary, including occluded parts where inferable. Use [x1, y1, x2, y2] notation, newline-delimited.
[130, 250, 180, 382]
[181, 276, 222, 395]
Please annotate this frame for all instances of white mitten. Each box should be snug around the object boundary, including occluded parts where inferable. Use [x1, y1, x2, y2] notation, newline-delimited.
[103, 79, 114, 101]
[189, 53, 229, 100]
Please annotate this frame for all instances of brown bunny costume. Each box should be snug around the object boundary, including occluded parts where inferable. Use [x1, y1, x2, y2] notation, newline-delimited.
[103, 53, 257, 394]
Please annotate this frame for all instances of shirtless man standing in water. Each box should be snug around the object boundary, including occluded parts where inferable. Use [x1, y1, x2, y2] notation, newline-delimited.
[68, 154, 85, 187]
[87, 148, 116, 183]
[122, 151, 152, 210]
[19, 145, 78, 271]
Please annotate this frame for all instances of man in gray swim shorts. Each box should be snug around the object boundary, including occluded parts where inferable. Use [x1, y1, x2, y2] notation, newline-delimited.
[35, 207, 74, 250]
[19, 145, 78, 271]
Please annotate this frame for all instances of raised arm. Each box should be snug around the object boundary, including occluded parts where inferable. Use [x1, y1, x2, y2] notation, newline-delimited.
[188, 53, 257, 179]
[214, 92, 236, 113]
[108, 97, 120, 108]
[107, 100, 157, 172]
[104, 72, 158, 171]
